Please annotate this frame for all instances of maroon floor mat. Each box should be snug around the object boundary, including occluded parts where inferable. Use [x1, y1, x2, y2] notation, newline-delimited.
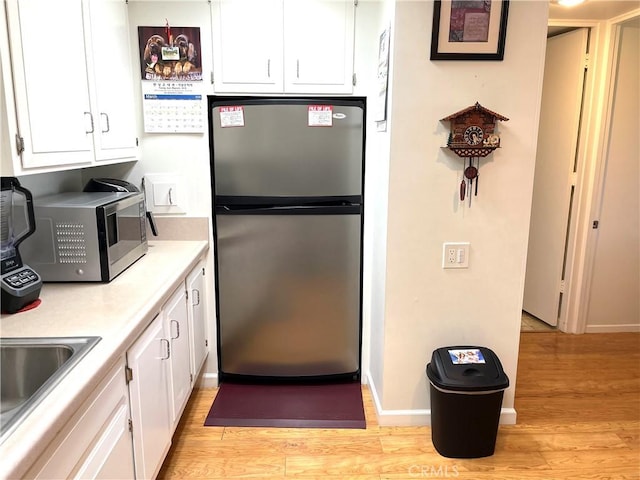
[204, 382, 366, 428]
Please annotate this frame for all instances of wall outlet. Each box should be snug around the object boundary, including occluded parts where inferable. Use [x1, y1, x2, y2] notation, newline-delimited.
[442, 242, 470, 269]
[144, 173, 187, 214]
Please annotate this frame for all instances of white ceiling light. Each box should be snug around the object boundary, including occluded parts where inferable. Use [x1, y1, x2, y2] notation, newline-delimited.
[553, 0, 587, 6]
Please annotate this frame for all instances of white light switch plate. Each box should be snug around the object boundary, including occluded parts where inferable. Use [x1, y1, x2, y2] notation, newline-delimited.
[442, 242, 470, 269]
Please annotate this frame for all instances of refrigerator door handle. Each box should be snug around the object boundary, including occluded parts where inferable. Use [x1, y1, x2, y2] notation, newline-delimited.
[216, 204, 361, 215]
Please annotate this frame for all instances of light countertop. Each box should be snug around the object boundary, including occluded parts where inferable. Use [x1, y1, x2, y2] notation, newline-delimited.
[0, 240, 209, 479]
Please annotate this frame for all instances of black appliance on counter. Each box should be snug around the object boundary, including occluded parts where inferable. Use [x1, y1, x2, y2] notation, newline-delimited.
[0, 177, 42, 313]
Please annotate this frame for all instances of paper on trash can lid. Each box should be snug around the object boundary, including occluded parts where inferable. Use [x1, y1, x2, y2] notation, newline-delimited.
[448, 349, 485, 364]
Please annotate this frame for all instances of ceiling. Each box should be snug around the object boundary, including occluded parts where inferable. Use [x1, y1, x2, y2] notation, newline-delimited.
[549, 0, 639, 21]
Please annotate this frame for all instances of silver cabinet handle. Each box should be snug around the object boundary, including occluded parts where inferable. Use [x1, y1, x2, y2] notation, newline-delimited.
[267, 59, 271, 78]
[100, 112, 110, 133]
[192, 289, 200, 307]
[296, 59, 300, 79]
[160, 338, 170, 359]
[85, 112, 94, 133]
[170, 319, 180, 339]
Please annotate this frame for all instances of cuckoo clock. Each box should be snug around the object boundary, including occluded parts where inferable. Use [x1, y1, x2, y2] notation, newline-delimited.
[442, 102, 509, 205]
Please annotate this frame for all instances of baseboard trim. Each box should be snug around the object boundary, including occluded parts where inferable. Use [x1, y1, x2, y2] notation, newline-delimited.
[197, 372, 219, 388]
[585, 324, 640, 333]
[365, 372, 517, 426]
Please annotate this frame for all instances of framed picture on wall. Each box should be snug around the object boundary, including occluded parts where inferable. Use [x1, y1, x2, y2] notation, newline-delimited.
[430, 0, 509, 61]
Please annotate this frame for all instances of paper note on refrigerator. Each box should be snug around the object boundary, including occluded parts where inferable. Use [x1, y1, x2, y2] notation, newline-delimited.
[220, 106, 245, 127]
[308, 105, 333, 127]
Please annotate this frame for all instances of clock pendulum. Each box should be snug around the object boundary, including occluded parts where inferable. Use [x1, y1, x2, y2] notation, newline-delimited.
[463, 157, 479, 206]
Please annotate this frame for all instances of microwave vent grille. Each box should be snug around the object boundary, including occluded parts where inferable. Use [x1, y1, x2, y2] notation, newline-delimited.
[55, 222, 87, 264]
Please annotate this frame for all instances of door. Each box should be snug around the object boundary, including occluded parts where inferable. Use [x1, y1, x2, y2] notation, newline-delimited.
[85, 0, 137, 161]
[211, 0, 283, 92]
[187, 264, 208, 376]
[586, 19, 640, 329]
[127, 314, 171, 480]
[6, 0, 94, 168]
[164, 286, 192, 430]
[523, 28, 589, 326]
[211, 101, 364, 197]
[216, 209, 361, 377]
[283, 0, 355, 93]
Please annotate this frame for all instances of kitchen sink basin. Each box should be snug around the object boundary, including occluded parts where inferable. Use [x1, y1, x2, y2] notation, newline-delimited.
[0, 336, 101, 441]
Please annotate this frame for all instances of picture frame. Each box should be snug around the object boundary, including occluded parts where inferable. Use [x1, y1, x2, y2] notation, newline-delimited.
[430, 0, 509, 61]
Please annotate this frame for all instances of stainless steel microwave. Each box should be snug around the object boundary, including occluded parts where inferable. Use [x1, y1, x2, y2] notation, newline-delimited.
[21, 192, 148, 282]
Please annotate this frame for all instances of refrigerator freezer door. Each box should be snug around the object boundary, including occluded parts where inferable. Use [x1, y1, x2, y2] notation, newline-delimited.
[216, 211, 361, 377]
[211, 103, 364, 197]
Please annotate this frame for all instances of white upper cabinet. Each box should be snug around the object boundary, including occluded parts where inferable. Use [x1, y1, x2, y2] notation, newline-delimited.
[5, 0, 93, 169]
[211, 0, 355, 94]
[2, 0, 138, 174]
[84, 0, 138, 162]
[283, 0, 355, 93]
[213, 0, 284, 92]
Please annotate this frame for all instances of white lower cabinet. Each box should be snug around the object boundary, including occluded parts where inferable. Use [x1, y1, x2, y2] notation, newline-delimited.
[127, 313, 172, 480]
[23, 261, 208, 479]
[164, 285, 192, 431]
[187, 261, 208, 377]
[127, 261, 209, 478]
[26, 358, 135, 480]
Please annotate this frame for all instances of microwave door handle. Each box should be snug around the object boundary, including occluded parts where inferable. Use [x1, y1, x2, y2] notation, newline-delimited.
[146, 211, 158, 236]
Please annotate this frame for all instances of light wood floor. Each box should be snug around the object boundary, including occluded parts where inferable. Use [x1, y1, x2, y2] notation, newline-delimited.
[158, 332, 640, 479]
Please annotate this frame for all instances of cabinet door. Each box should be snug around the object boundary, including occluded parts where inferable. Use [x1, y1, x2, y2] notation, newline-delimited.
[164, 286, 192, 431]
[84, 0, 138, 161]
[28, 358, 134, 480]
[127, 314, 171, 480]
[73, 402, 135, 480]
[212, 0, 283, 92]
[187, 263, 208, 378]
[5, 0, 94, 168]
[283, 0, 355, 94]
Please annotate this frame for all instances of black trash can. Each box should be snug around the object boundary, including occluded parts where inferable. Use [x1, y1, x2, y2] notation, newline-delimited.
[426, 346, 509, 458]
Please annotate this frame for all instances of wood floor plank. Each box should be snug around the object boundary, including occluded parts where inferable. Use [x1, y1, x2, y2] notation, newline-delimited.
[169, 436, 384, 457]
[158, 331, 640, 479]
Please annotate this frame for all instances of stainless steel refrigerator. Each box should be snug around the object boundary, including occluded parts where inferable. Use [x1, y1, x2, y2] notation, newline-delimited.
[209, 96, 365, 382]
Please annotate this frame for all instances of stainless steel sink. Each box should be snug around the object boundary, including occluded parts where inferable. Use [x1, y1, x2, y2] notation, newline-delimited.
[0, 337, 101, 441]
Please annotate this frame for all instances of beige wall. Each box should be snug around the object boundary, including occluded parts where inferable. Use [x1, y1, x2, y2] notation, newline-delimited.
[586, 20, 640, 331]
[368, 1, 549, 424]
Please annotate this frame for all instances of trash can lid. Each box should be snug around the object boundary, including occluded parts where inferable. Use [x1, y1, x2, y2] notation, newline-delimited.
[426, 346, 509, 392]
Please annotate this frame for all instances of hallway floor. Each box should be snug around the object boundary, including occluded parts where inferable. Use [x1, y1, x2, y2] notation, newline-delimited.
[521, 311, 556, 332]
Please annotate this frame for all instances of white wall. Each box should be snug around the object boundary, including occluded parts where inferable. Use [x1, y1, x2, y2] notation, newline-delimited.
[368, 1, 549, 425]
[362, 0, 395, 412]
[586, 20, 640, 332]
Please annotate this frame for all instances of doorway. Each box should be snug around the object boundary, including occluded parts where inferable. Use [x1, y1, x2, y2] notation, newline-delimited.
[523, 8, 640, 334]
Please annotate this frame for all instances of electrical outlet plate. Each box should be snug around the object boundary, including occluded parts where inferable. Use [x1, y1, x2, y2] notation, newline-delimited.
[143, 173, 187, 214]
[442, 242, 470, 269]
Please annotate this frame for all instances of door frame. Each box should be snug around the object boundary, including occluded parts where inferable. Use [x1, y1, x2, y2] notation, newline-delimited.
[553, 9, 640, 333]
